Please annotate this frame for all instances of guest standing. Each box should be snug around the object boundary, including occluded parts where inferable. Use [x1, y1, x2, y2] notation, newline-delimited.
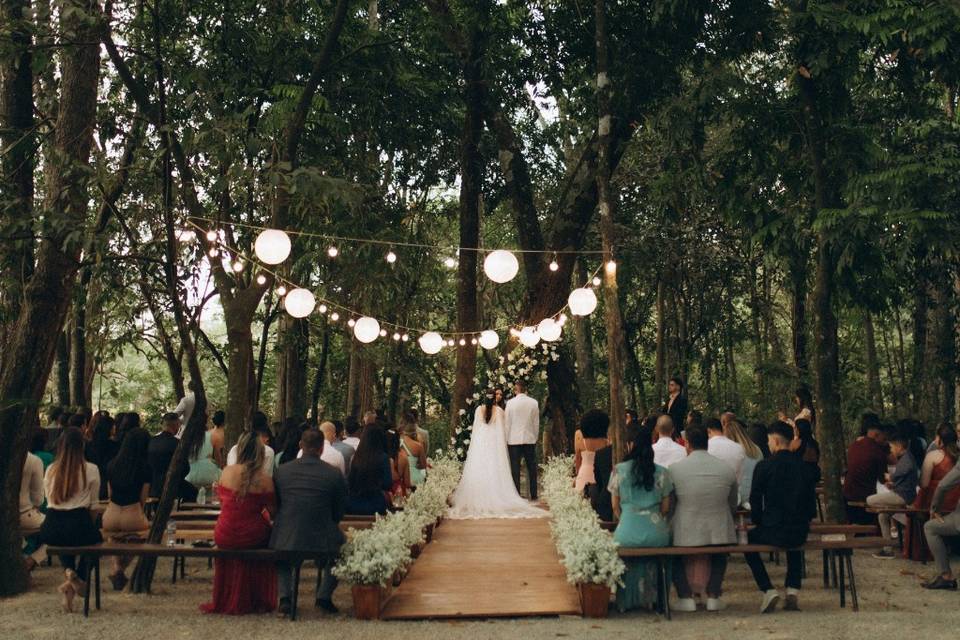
[346, 425, 393, 515]
[201, 432, 277, 614]
[39, 427, 103, 612]
[652, 415, 686, 468]
[790, 419, 821, 474]
[343, 416, 362, 450]
[743, 422, 818, 613]
[668, 425, 739, 612]
[843, 422, 890, 524]
[611, 423, 673, 611]
[102, 427, 152, 590]
[272, 429, 348, 616]
[173, 379, 197, 438]
[867, 428, 919, 558]
[662, 377, 688, 437]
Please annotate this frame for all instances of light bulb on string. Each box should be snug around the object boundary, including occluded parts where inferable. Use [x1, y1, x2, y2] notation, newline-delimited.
[318, 304, 328, 314]
[605, 259, 617, 275]
[353, 317, 380, 343]
[559, 313, 568, 326]
[379, 329, 387, 337]
[348, 318, 356, 328]
[208, 248, 218, 258]
[458, 338, 466, 346]
[256, 274, 266, 285]
[444, 257, 457, 269]
[483, 250, 519, 283]
[254, 229, 291, 265]
[386, 250, 397, 264]
[592, 276, 601, 287]
[478, 330, 499, 350]
[401, 334, 410, 342]
[470, 338, 478, 345]
[330, 312, 340, 321]
[206, 230, 218, 242]
[327, 246, 339, 258]
[277, 285, 287, 296]
[392, 332, 401, 341]
[549, 254, 559, 272]
[446, 339, 455, 347]
[232, 260, 244, 273]
[568, 287, 598, 316]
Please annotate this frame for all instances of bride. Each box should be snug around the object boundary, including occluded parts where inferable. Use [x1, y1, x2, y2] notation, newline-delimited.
[448, 391, 546, 519]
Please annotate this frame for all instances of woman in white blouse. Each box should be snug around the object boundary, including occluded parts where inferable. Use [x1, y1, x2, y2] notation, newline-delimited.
[39, 427, 103, 612]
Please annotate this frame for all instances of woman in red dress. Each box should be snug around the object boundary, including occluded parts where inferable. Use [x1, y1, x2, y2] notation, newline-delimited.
[906, 424, 960, 560]
[200, 432, 277, 615]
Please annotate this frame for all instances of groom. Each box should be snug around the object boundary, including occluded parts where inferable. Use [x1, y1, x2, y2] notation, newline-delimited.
[506, 380, 540, 500]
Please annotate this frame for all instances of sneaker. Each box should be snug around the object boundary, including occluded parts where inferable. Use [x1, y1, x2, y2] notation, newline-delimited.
[760, 590, 780, 613]
[673, 597, 697, 612]
[315, 598, 339, 614]
[706, 597, 727, 612]
[922, 576, 959, 590]
[784, 594, 800, 611]
[872, 549, 896, 559]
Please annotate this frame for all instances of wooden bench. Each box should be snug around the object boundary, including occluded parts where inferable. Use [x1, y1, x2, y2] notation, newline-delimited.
[47, 543, 340, 620]
[616, 536, 886, 619]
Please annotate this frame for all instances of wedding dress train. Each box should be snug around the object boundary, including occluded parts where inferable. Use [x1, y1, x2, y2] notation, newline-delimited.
[447, 406, 546, 519]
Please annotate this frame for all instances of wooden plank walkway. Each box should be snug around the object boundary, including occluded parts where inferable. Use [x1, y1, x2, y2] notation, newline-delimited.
[381, 517, 582, 620]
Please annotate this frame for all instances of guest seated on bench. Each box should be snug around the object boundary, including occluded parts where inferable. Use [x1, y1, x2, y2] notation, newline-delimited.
[346, 425, 393, 516]
[39, 427, 102, 612]
[201, 432, 277, 615]
[272, 429, 347, 617]
[743, 421, 818, 613]
[866, 426, 919, 558]
[610, 421, 673, 611]
[582, 410, 614, 522]
[669, 424, 739, 612]
[20, 437, 46, 572]
[102, 427, 152, 591]
[843, 417, 888, 524]
[923, 445, 960, 591]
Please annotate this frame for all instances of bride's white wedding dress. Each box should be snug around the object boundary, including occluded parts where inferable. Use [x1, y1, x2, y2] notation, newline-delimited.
[447, 405, 546, 519]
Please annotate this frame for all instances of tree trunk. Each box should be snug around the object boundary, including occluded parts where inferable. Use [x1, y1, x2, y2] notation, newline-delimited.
[654, 279, 667, 402]
[573, 259, 596, 406]
[595, 0, 626, 461]
[346, 337, 360, 416]
[56, 329, 71, 406]
[310, 320, 330, 421]
[275, 315, 309, 423]
[864, 311, 883, 412]
[69, 276, 88, 407]
[0, 0, 99, 596]
[790, 254, 808, 376]
[448, 20, 484, 433]
[911, 261, 929, 415]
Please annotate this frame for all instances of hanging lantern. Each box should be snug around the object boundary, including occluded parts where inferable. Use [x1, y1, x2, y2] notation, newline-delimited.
[483, 250, 519, 284]
[538, 318, 562, 342]
[353, 316, 380, 343]
[253, 229, 292, 265]
[518, 326, 540, 347]
[418, 331, 444, 355]
[478, 330, 500, 350]
[284, 288, 315, 318]
[568, 287, 598, 316]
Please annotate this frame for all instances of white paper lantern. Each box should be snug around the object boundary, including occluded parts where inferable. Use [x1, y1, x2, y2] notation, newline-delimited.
[483, 250, 519, 284]
[478, 330, 499, 350]
[418, 331, 444, 355]
[253, 229, 291, 265]
[284, 288, 315, 318]
[353, 316, 380, 343]
[518, 326, 540, 347]
[568, 287, 598, 316]
[538, 318, 562, 342]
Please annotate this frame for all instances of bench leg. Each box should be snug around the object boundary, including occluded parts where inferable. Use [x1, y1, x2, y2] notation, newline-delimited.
[83, 561, 92, 617]
[838, 553, 846, 608]
[291, 563, 301, 622]
[801, 552, 807, 580]
[658, 558, 671, 621]
[830, 550, 839, 588]
[95, 556, 101, 610]
[171, 556, 178, 584]
[843, 552, 859, 612]
[822, 550, 829, 588]
[180, 556, 186, 579]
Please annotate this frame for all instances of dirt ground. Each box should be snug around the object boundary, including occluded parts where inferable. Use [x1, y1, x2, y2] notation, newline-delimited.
[0, 549, 954, 640]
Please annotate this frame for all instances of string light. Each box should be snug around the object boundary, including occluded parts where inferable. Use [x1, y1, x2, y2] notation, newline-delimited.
[444, 257, 457, 269]
[277, 285, 287, 296]
[206, 230, 218, 242]
[386, 250, 397, 264]
[605, 259, 617, 274]
[470, 338, 478, 345]
[549, 253, 559, 272]
[232, 260, 244, 272]
[592, 276, 601, 286]
[318, 304, 328, 313]
[256, 274, 267, 285]
[348, 318, 356, 327]
[401, 334, 410, 342]
[330, 312, 340, 321]
[458, 338, 466, 346]
[327, 246, 339, 258]
[392, 332, 401, 341]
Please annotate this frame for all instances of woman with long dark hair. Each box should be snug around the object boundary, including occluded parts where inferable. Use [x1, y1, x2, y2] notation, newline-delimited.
[39, 427, 103, 612]
[346, 425, 394, 515]
[200, 431, 277, 614]
[85, 414, 118, 500]
[790, 419, 821, 472]
[102, 427, 152, 590]
[611, 423, 673, 611]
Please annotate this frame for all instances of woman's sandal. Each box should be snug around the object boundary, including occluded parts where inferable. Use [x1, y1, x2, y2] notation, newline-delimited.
[58, 574, 76, 613]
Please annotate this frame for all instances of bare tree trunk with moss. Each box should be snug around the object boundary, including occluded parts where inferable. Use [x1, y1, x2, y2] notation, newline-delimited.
[864, 311, 884, 413]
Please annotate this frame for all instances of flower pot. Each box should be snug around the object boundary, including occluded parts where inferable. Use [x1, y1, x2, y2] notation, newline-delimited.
[392, 569, 403, 587]
[579, 583, 611, 618]
[351, 584, 382, 620]
[410, 543, 422, 559]
[425, 523, 435, 543]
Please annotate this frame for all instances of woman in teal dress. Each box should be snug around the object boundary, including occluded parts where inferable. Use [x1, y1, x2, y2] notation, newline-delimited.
[186, 427, 221, 491]
[610, 424, 673, 611]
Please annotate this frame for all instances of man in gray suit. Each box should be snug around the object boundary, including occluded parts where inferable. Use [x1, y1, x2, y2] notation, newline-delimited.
[668, 424, 740, 612]
[271, 429, 347, 616]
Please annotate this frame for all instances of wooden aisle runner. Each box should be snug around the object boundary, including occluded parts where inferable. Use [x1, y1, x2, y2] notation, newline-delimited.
[380, 517, 582, 619]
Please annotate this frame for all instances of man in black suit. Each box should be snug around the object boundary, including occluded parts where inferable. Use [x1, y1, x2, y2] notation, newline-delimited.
[743, 421, 818, 614]
[271, 429, 347, 616]
[147, 412, 196, 501]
